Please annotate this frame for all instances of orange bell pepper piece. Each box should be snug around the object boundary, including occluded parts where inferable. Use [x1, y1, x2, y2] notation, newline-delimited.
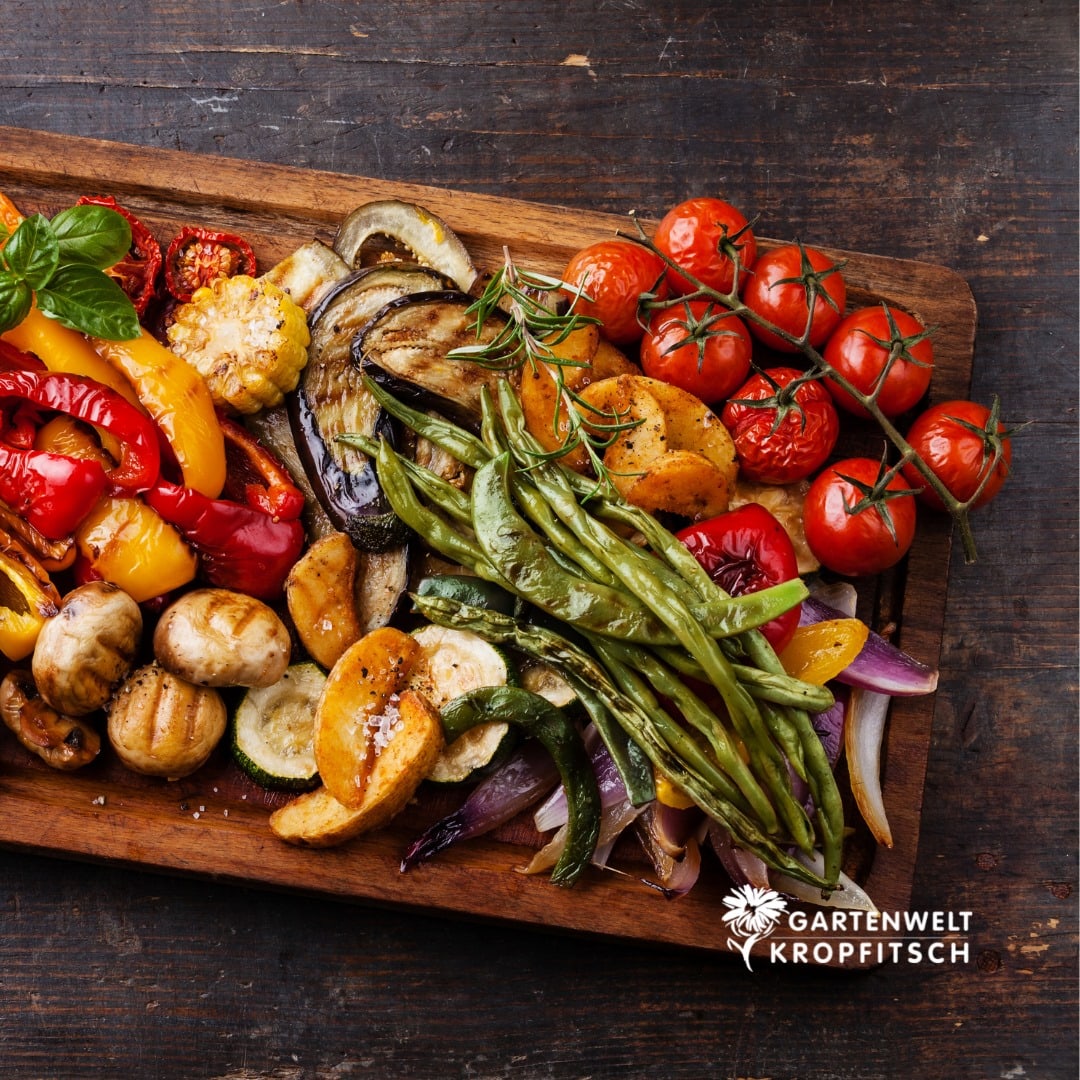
[778, 618, 871, 686]
[91, 329, 226, 498]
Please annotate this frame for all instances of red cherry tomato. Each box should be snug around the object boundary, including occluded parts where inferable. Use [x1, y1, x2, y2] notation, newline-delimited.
[741, 244, 847, 352]
[639, 300, 752, 404]
[823, 304, 934, 418]
[677, 503, 802, 652]
[901, 399, 1012, 511]
[803, 457, 918, 577]
[721, 367, 840, 484]
[164, 226, 257, 303]
[75, 195, 162, 316]
[653, 197, 757, 296]
[561, 240, 666, 345]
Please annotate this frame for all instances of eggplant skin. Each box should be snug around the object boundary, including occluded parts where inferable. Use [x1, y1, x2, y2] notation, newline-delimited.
[352, 291, 510, 427]
[289, 386, 406, 551]
[289, 266, 450, 552]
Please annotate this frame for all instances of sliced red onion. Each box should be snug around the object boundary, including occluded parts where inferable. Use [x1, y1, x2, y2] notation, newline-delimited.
[524, 796, 645, 875]
[800, 595, 938, 696]
[769, 849, 879, 912]
[533, 730, 628, 833]
[811, 683, 849, 771]
[633, 803, 706, 897]
[810, 580, 858, 618]
[845, 686, 894, 848]
[400, 741, 559, 871]
[708, 823, 770, 890]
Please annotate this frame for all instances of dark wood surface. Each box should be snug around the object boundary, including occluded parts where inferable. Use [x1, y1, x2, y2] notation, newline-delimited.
[1, 3, 1076, 1078]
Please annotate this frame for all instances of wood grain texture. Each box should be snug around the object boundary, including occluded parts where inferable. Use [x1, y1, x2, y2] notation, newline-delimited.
[0, 2, 1076, 1078]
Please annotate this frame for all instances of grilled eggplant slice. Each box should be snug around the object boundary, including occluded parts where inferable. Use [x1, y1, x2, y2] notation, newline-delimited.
[333, 200, 479, 294]
[353, 291, 511, 427]
[355, 542, 411, 635]
[289, 264, 453, 551]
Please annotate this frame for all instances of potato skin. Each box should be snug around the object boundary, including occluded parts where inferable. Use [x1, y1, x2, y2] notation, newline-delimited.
[107, 662, 227, 779]
[153, 588, 291, 688]
[31, 581, 142, 716]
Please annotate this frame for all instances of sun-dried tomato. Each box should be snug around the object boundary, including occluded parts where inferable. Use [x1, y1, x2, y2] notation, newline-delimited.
[75, 195, 163, 317]
[164, 226, 257, 303]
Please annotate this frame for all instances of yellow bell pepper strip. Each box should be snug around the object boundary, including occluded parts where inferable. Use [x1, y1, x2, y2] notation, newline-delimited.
[91, 328, 226, 498]
[2, 304, 144, 408]
[778, 618, 871, 686]
[73, 494, 197, 604]
[0, 529, 61, 661]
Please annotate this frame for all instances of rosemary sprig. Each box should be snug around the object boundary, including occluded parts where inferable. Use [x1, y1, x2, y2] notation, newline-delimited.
[448, 247, 641, 491]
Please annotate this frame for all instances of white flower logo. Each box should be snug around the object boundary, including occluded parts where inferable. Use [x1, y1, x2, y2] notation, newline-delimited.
[722, 884, 788, 970]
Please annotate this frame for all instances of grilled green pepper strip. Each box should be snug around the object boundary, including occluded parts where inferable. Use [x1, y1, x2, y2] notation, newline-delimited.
[411, 593, 834, 890]
[440, 686, 601, 887]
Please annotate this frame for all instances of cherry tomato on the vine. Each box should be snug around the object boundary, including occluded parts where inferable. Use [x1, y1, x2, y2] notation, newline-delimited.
[741, 243, 847, 352]
[653, 197, 757, 296]
[75, 195, 162, 317]
[639, 299, 752, 404]
[561, 239, 666, 345]
[677, 502, 802, 651]
[802, 457, 918, 577]
[720, 367, 840, 485]
[823, 304, 934, 418]
[900, 398, 1012, 511]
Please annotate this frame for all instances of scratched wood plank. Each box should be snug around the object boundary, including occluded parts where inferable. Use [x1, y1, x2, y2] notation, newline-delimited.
[0, 128, 973, 963]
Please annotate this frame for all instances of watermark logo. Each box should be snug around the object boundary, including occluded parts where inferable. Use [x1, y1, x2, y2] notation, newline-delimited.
[720, 883, 972, 970]
[722, 884, 789, 970]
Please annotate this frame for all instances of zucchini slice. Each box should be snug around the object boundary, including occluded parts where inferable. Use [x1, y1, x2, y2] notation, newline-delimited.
[232, 663, 327, 791]
[407, 624, 517, 784]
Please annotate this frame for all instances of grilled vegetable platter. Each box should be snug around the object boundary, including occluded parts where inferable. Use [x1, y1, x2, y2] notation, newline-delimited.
[0, 130, 993, 963]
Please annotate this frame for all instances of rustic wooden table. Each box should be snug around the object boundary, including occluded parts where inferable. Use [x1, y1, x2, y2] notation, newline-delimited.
[1, 3, 1076, 1078]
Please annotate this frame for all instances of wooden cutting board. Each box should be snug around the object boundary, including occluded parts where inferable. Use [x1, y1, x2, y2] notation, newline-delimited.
[0, 127, 975, 964]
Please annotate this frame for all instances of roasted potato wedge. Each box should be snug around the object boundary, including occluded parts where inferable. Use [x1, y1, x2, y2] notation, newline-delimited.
[269, 689, 444, 848]
[638, 375, 738, 478]
[625, 449, 736, 521]
[519, 361, 590, 473]
[285, 531, 363, 670]
[313, 626, 420, 809]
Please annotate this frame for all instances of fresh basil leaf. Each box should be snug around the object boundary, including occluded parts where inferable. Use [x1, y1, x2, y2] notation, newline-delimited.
[51, 205, 132, 270]
[0, 272, 33, 334]
[1, 214, 59, 289]
[35, 263, 140, 340]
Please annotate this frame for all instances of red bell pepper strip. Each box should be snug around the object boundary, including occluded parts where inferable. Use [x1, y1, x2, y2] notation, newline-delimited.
[76, 195, 163, 317]
[164, 225, 256, 303]
[0, 444, 106, 540]
[218, 415, 305, 522]
[0, 369, 161, 493]
[676, 503, 803, 653]
[144, 479, 305, 600]
[0, 340, 46, 373]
